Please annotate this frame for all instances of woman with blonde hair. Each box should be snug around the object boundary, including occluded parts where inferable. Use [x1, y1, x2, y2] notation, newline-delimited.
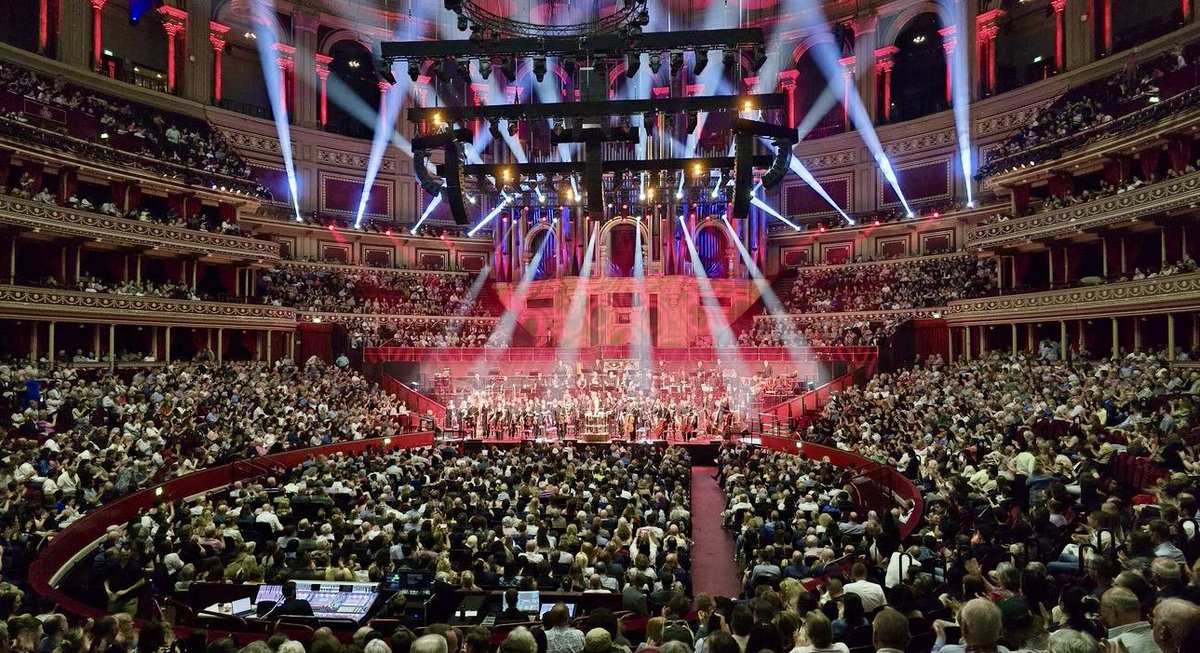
[779, 578, 803, 615]
[640, 617, 666, 650]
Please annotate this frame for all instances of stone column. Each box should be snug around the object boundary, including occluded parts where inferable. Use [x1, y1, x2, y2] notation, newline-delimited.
[184, 0, 216, 102]
[157, 5, 187, 93]
[851, 15, 879, 125]
[316, 54, 332, 126]
[874, 46, 898, 122]
[89, 0, 106, 71]
[291, 9, 320, 129]
[838, 55, 856, 130]
[1051, 0, 1068, 71]
[975, 10, 1004, 96]
[777, 70, 798, 128]
[208, 22, 229, 103]
[57, 0, 92, 69]
[938, 25, 957, 105]
[272, 43, 296, 116]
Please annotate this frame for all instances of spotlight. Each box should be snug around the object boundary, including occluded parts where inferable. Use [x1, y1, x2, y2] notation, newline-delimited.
[563, 56, 577, 75]
[500, 56, 515, 80]
[693, 163, 704, 177]
[488, 118, 502, 140]
[553, 120, 565, 137]
[456, 58, 469, 80]
[479, 58, 491, 79]
[751, 44, 767, 71]
[693, 50, 709, 76]
[444, 0, 463, 10]
[533, 56, 547, 82]
[723, 50, 736, 68]
[686, 111, 698, 134]
[637, 9, 650, 25]
[669, 51, 684, 77]
[625, 53, 640, 78]
[507, 121, 518, 137]
[407, 60, 421, 81]
[456, 14, 468, 31]
[649, 53, 662, 74]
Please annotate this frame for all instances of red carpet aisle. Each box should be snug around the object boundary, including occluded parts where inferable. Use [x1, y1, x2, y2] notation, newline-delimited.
[689, 466, 742, 598]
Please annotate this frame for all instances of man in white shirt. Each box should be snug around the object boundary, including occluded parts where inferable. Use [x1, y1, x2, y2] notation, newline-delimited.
[255, 503, 284, 532]
[843, 562, 887, 612]
[1101, 587, 1157, 653]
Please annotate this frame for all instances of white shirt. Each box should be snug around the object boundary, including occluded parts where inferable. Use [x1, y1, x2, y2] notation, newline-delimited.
[256, 511, 284, 532]
[843, 579, 888, 612]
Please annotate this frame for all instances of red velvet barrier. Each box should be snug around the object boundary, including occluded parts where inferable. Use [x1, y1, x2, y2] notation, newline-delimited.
[381, 375, 446, 424]
[28, 432, 435, 623]
[364, 346, 879, 364]
[759, 437, 923, 539]
[763, 363, 871, 422]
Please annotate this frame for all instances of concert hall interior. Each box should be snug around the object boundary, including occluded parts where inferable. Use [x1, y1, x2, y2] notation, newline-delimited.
[4, 1, 1200, 653]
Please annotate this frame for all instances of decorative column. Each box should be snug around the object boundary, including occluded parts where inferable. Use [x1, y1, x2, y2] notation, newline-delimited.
[157, 5, 187, 93]
[851, 15, 880, 125]
[1100, 0, 1113, 55]
[315, 54, 332, 126]
[89, 0, 106, 71]
[938, 25, 957, 104]
[874, 46, 898, 122]
[182, 0, 214, 103]
[38, 0, 50, 54]
[272, 43, 296, 114]
[291, 9, 320, 128]
[208, 22, 229, 102]
[1051, 0, 1067, 71]
[777, 70, 798, 128]
[975, 10, 1004, 96]
[57, 0, 91, 68]
[377, 80, 393, 134]
[838, 55, 856, 130]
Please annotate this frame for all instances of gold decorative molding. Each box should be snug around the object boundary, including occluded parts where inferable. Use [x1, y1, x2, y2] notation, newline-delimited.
[967, 172, 1200, 249]
[299, 311, 499, 324]
[0, 286, 297, 328]
[756, 308, 942, 322]
[280, 260, 472, 276]
[0, 196, 282, 262]
[945, 272, 1200, 324]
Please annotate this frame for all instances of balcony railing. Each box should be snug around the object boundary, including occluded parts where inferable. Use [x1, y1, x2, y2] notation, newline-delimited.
[0, 285, 297, 327]
[966, 169, 1200, 249]
[945, 271, 1200, 324]
[0, 194, 282, 262]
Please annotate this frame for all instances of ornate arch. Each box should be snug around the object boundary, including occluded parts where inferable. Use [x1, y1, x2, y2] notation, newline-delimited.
[318, 29, 374, 57]
[597, 217, 652, 278]
[880, 1, 949, 48]
[790, 33, 837, 68]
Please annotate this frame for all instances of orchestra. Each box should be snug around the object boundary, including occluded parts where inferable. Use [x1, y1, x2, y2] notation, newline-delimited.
[435, 361, 805, 442]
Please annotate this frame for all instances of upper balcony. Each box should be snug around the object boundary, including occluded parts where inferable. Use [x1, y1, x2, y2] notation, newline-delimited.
[0, 284, 296, 328]
[0, 192, 282, 263]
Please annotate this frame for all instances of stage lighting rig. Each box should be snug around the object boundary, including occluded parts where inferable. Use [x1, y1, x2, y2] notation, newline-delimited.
[750, 44, 767, 71]
[670, 51, 684, 77]
[500, 56, 515, 80]
[723, 49, 736, 68]
[479, 58, 492, 79]
[625, 53, 640, 77]
[533, 56, 547, 82]
[407, 60, 420, 81]
[649, 53, 662, 74]
[693, 50, 709, 76]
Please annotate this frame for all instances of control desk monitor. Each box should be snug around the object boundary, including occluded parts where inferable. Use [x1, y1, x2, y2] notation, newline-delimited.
[255, 582, 380, 622]
[516, 591, 540, 614]
[385, 569, 436, 597]
[540, 603, 575, 618]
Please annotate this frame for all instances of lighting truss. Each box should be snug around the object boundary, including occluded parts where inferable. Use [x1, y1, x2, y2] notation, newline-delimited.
[381, 29, 765, 63]
[447, 0, 649, 39]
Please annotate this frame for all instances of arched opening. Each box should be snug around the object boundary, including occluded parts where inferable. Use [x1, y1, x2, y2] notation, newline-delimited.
[889, 13, 948, 122]
[326, 40, 379, 138]
[606, 223, 638, 277]
[530, 229, 557, 280]
[1111, 0, 1184, 53]
[993, 0, 1056, 94]
[795, 42, 846, 140]
[695, 224, 729, 278]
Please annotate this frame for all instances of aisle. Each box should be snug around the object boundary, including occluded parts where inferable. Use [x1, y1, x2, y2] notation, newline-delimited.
[689, 466, 743, 598]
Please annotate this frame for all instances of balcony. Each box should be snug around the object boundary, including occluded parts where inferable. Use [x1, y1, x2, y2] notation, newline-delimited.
[0, 194, 282, 263]
[0, 285, 297, 328]
[944, 271, 1200, 324]
[966, 170, 1200, 249]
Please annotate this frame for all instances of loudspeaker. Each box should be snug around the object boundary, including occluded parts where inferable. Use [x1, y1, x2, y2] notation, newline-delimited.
[731, 132, 753, 220]
[444, 141, 469, 225]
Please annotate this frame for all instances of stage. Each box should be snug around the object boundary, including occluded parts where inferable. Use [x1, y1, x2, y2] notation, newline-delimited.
[435, 434, 733, 465]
